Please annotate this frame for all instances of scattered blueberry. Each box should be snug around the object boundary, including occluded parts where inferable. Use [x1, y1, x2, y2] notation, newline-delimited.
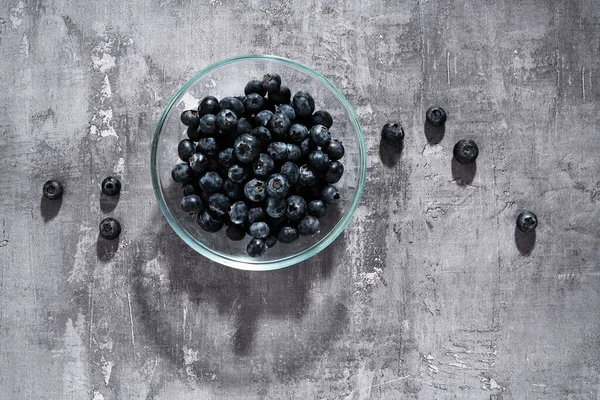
[255, 110, 273, 127]
[249, 222, 270, 239]
[181, 109, 200, 128]
[311, 110, 333, 129]
[266, 173, 290, 199]
[292, 90, 315, 118]
[307, 199, 327, 217]
[286, 195, 307, 221]
[181, 194, 203, 212]
[43, 179, 63, 200]
[247, 207, 266, 223]
[516, 211, 538, 233]
[234, 133, 261, 164]
[251, 126, 272, 146]
[226, 225, 246, 241]
[245, 79, 266, 96]
[246, 238, 266, 257]
[426, 106, 447, 126]
[199, 96, 220, 116]
[266, 197, 287, 218]
[278, 226, 299, 243]
[286, 144, 301, 161]
[197, 209, 223, 232]
[199, 114, 218, 135]
[172, 163, 192, 183]
[321, 185, 340, 204]
[178, 139, 195, 162]
[277, 104, 296, 121]
[280, 161, 300, 184]
[99, 217, 121, 240]
[268, 113, 291, 140]
[198, 171, 223, 194]
[289, 123, 309, 143]
[216, 109, 238, 132]
[244, 178, 266, 202]
[190, 152, 209, 173]
[298, 164, 318, 186]
[324, 139, 344, 161]
[229, 201, 248, 224]
[381, 122, 404, 145]
[268, 85, 291, 104]
[298, 216, 319, 236]
[310, 125, 331, 147]
[253, 153, 275, 179]
[187, 126, 202, 141]
[219, 97, 245, 117]
[308, 150, 330, 171]
[244, 93, 264, 115]
[300, 138, 314, 157]
[324, 161, 344, 183]
[228, 164, 249, 183]
[262, 73, 282, 93]
[208, 193, 231, 216]
[453, 139, 479, 164]
[218, 148, 236, 167]
[267, 141, 289, 161]
[101, 176, 121, 196]
[196, 137, 219, 156]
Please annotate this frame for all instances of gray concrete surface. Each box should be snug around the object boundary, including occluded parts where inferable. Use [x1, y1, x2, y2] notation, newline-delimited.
[1, 0, 599, 398]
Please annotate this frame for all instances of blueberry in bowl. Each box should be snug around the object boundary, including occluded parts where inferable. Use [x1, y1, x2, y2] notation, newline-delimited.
[151, 55, 366, 270]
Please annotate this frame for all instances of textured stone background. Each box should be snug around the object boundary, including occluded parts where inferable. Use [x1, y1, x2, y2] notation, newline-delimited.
[1, 0, 599, 399]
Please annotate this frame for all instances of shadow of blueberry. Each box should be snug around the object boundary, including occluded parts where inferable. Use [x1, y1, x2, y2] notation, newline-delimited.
[514, 226, 536, 255]
[97, 234, 119, 261]
[100, 193, 120, 213]
[40, 196, 62, 222]
[424, 121, 445, 144]
[379, 140, 402, 168]
[451, 158, 476, 185]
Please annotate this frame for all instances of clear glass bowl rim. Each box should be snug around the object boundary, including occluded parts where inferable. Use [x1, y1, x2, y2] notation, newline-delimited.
[151, 54, 366, 271]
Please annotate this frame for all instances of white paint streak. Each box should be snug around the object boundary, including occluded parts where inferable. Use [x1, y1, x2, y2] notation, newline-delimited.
[182, 346, 199, 379]
[68, 226, 95, 284]
[582, 66, 586, 100]
[100, 357, 113, 386]
[9, 1, 25, 28]
[127, 291, 135, 351]
[180, 92, 199, 110]
[100, 75, 112, 102]
[114, 157, 125, 175]
[447, 51, 451, 85]
[62, 316, 91, 398]
[93, 390, 105, 400]
[98, 108, 118, 138]
[91, 53, 116, 73]
[20, 34, 29, 58]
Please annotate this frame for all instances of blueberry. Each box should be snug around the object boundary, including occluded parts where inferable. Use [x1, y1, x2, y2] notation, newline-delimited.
[244, 178, 266, 202]
[268, 113, 291, 139]
[196, 137, 219, 156]
[516, 211, 538, 233]
[253, 153, 275, 180]
[277, 104, 296, 121]
[453, 139, 479, 164]
[280, 162, 299, 185]
[308, 199, 327, 217]
[190, 152, 209, 173]
[266, 173, 290, 199]
[309, 125, 331, 147]
[298, 216, 320, 236]
[300, 138, 314, 157]
[298, 164, 317, 186]
[249, 221, 270, 239]
[268, 85, 291, 104]
[216, 109, 238, 132]
[292, 90, 315, 118]
[199, 114, 218, 135]
[243, 93, 264, 115]
[43, 179, 63, 200]
[308, 150, 329, 171]
[245, 79, 266, 96]
[234, 133, 261, 164]
[255, 110, 273, 127]
[181, 109, 200, 128]
[246, 238, 266, 257]
[265, 234, 278, 248]
[262, 73, 282, 93]
[101, 176, 121, 196]
[286, 195, 307, 221]
[324, 139, 344, 161]
[227, 164, 249, 183]
[99, 217, 121, 240]
[266, 141, 289, 161]
[181, 194, 203, 212]
[278, 226, 299, 243]
[198, 171, 223, 194]
[199, 96, 221, 116]
[177, 139, 195, 162]
[226, 225, 246, 241]
[381, 122, 404, 145]
[237, 117, 253, 135]
[197, 209, 223, 232]
[247, 207, 266, 223]
[266, 197, 287, 218]
[219, 97, 245, 117]
[311, 110, 333, 129]
[187, 126, 202, 141]
[218, 148, 236, 167]
[250, 126, 272, 146]
[286, 144, 301, 161]
[208, 193, 231, 216]
[321, 185, 340, 204]
[426, 106, 447, 127]
[229, 201, 248, 224]
[223, 179, 244, 200]
[172, 163, 192, 183]
[182, 183, 197, 196]
[324, 161, 344, 183]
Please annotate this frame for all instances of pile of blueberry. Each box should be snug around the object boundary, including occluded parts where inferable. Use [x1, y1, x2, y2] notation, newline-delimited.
[173, 74, 345, 257]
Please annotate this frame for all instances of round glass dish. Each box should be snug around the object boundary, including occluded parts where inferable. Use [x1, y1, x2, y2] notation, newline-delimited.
[151, 55, 366, 270]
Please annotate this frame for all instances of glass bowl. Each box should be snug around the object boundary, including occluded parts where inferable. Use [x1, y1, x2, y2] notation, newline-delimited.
[151, 55, 366, 270]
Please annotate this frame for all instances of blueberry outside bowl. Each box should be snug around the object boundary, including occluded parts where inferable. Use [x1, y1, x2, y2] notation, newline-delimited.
[151, 55, 366, 270]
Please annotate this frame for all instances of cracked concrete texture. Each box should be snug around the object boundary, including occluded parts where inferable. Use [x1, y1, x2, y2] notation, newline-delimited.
[0, 0, 599, 399]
